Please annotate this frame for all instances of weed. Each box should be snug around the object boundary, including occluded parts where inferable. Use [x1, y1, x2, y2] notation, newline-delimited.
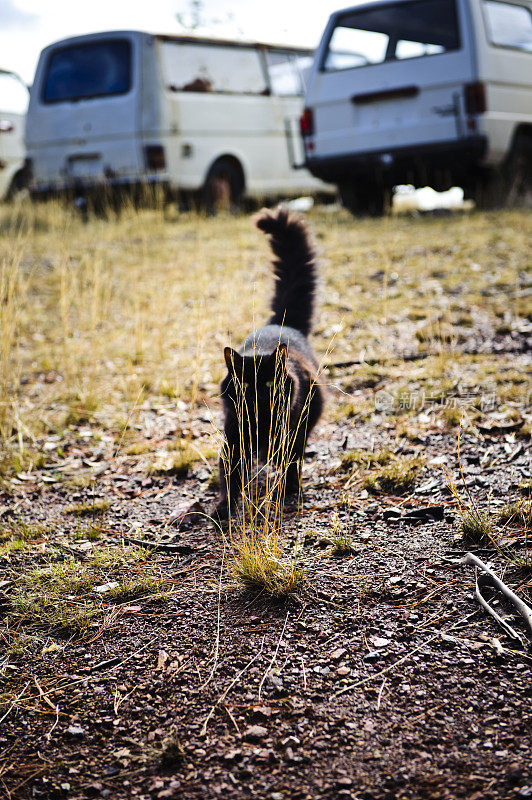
[497, 500, 532, 529]
[149, 443, 199, 477]
[328, 502, 356, 556]
[340, 448, 393, 472]
[230, 533, 304, 597]
[64, 393, 99, 426]
[125, 441, 153, 456]
[330, 530, 356, 556]
[364, 456, 423, 495]
[106, 577, 166, 602]
[5, 633, 39, 659]
[160, 735, 185, 766]
[0, 521, 53, 557]
[85, 524, 103, 541]
[460, 510, 494, 544]
[91, 545, 149, 567]
[66, 499, 110, 517]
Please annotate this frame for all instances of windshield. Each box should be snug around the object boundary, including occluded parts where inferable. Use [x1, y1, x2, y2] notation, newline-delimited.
[43, 39, 131, 103]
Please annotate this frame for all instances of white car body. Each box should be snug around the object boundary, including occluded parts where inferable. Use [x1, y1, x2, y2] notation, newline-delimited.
[25, 31, 328, 202]
[0, 70, 29, 200]
[301, 0, 532, 207]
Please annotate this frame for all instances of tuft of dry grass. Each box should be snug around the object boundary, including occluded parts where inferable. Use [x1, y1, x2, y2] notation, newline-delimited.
[460, 510, 495, 545]
[66, 499, 110, 517]
[497, 500, 532, 530]
[364, 455, 423, 495]
[229, 530, 304, 598]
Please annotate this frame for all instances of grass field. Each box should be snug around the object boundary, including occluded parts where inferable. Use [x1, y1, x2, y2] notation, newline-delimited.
[1, 199, 529, 475]
[0, 198, 531, 799]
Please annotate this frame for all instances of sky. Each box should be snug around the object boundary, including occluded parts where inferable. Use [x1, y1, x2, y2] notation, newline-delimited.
[0, 0, 348, 84]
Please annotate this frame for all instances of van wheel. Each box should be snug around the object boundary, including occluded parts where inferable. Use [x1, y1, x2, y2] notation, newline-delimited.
[203, 160, 244, 214]
[5, 169, 28, 202]
[472, 136, 532, 210]
[338, 182, 390, 217]
[504, 135, 532, 208]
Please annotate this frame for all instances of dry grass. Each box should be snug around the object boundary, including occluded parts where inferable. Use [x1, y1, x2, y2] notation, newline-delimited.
[363, 455, 424, 495]
[0, 198, 530, 599]
[0, 200, 530, 474]
[229, 528, 304, 598]
[460, 509, 495, 545]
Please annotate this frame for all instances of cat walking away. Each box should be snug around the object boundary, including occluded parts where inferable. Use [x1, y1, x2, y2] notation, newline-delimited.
[216, 206, 324, 520]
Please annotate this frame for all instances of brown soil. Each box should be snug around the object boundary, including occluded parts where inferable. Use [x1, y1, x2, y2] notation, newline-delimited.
[1, 399, 531, 800]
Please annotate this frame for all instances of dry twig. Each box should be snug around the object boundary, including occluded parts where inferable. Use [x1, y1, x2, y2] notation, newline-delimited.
[461, 552, 532, 645]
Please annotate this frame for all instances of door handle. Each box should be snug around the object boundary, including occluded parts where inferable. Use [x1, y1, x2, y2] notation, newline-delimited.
[351, 85, 419, 105]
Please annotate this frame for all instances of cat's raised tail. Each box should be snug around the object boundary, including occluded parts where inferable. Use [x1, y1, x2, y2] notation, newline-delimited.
[255, 206, 317, 337]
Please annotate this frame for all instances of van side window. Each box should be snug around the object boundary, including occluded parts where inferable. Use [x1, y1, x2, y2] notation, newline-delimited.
[482, 0, 532, 51]
[265, 52, 314, 96]
[323, 0, 460, 71]
[43, 40, 131, 103]
[160, 42, 267, 94]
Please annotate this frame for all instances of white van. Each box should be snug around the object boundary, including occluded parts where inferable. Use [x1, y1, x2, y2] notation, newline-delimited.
[301, 0, 532, 213]
[25, 31, 327, 207]
[0, 69, 29, 200]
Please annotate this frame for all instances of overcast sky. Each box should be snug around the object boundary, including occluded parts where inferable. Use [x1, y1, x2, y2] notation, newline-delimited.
[0, 0, 347, 84]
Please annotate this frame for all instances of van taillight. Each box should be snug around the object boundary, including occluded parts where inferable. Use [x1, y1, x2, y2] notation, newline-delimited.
[144, 144, 166, 171]
[464, 82, 487, 115]
[300, 107, 314, 137]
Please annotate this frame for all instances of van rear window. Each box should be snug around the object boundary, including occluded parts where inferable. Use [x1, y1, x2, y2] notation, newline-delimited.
[323, 0, 460, 71]
[43, 39, 131, 103]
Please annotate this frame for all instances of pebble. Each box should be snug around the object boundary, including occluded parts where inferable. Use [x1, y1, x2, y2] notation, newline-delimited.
[243, 725, 268, 741]
[66, 725, 85, 737]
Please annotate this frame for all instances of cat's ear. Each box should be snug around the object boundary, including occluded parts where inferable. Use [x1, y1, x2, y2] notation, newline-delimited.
[275, 343, 288, 368]
[224, 347, 242, 372]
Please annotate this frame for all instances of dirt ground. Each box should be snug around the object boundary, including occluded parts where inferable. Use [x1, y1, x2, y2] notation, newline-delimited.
[0, 203, 530, 800]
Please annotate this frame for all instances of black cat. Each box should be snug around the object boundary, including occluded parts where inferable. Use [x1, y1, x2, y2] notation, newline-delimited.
[215, 206, 324, 520]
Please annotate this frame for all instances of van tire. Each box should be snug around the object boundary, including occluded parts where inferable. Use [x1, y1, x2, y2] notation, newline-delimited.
[471, 136, 532, 210]
[203, 159, 244, 214]
[5, 168, 28, 202]
[338, 182, 390, 217]
[504, 134, 532, 208]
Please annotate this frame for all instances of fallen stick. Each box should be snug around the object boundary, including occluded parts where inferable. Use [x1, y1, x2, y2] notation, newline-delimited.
[122, 536, 194, 554]
[461, 552, 532, 645]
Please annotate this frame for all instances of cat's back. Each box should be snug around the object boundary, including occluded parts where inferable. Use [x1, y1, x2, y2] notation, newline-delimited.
[241, 325, 317, 364]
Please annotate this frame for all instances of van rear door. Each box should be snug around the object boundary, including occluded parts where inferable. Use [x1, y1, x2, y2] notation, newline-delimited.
[309, 0, 475, 164]
[27, 33, 142, 191]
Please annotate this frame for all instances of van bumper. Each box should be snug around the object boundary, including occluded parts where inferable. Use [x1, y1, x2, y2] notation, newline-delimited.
[29, 174, 168, 199]
[305, 136, 488, 188]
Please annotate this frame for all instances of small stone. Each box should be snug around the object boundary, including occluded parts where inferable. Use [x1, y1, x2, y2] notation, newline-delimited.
[369, 636, 391, 648]
[66, 725, 85, 737]
[337, 666, 351, 676]
[336, 776, 354, 788]
[223, 749, 242, 762]
[331, 648, 347, 661]
[363, 651, 382, 661]
[94, 581, 119, 594]
[243, 725, 268, 741]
